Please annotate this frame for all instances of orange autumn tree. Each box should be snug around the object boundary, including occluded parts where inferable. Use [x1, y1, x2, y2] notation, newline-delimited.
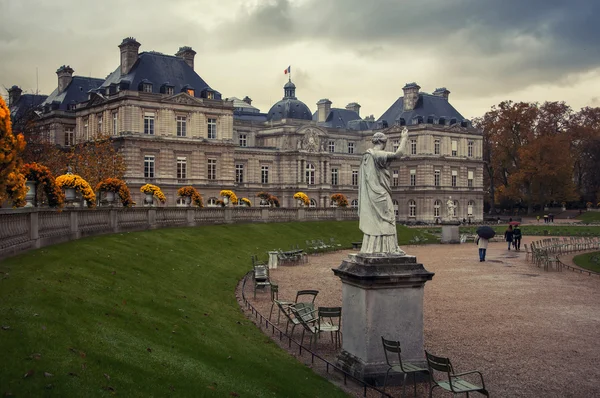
[0, 96, 27, 207]
[478, 101, 578, 214]
[67, 133, 126, 189]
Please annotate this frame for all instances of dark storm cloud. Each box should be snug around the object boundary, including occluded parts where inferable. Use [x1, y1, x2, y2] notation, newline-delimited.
[217, 0, 600, 94]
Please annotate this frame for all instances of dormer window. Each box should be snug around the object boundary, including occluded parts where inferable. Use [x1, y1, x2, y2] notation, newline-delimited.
[187, 89, 195, 96]
[398, 118, 406, 126]
[439, 117, 446, 125]
[450, 118, 457, 125]
[139, 80, 153, 93]
[201, 88, 215, 99]
[413, 116, 423, 125]
[427, 115, 435, 124]
[461, 120, 469, 128]
[161, 83, 175, 95]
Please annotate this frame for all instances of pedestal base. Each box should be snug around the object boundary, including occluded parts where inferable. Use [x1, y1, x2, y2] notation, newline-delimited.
[441, 224, 460, 244]
[332, 253, 434, 384]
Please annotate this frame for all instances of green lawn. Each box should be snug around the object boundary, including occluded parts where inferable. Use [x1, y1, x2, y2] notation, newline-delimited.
[577, 211, 600, 223]
[573, 251, 600, 273]
[0, 221, 434, 397]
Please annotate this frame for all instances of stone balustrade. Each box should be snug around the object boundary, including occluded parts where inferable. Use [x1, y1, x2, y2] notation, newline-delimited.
[0, 207, 358, 260]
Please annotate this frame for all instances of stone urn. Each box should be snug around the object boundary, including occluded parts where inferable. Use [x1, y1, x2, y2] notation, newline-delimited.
[222, 196, 230, 206]
[144, 193, 154, 206]
[297, 199, 304, 207]
[25, 180, 37, 207]
[185, 196, 192, 206]
[105, 191, 116, 204]
[65, 187, 77, 202]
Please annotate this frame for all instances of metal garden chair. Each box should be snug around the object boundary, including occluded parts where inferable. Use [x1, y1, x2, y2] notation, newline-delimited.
[317, 307, 342, 348]
[381, 337, 429, 398]
[425, 350, 489, 397]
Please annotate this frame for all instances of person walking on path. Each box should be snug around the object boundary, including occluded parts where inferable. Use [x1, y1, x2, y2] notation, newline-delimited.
[513, 226, 522, 251]
[476, 236, 489, 262]
[504, 225, 514, 250]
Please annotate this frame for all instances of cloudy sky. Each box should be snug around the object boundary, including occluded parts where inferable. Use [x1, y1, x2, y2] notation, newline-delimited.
[2, 0, 600, 120]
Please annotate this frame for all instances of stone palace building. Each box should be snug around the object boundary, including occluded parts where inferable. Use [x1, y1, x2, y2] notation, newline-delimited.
[7, 37, 484, 222]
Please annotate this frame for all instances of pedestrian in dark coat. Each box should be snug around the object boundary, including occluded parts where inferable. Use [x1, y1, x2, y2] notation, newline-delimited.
[504, 225, 514, 250]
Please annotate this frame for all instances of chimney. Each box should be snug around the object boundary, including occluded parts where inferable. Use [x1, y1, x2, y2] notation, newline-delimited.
[119, 37, 141, 75]
[56, 65, 74, 94]
[7, 85, 22, 107]
[243, 96, 252, 105]
[402, 82, 421, 111]
[345, 102, 361, 117]
[432, 87, 450, 101]
[176, 46, 196, 70]
[317, 99, 332, 123]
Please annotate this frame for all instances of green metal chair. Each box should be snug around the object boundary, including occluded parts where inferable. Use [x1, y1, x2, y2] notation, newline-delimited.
[425, 350, 489, 397]
[381, 337, 429, 398]
[317, 307, 342, 348]
[252, 265, 271, 299]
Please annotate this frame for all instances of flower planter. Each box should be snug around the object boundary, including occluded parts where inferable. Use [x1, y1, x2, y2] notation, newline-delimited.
[145, 193, 154, 206]
[222, 196, 230, 206]
[65, 187, 76, 202]
[25, 180, 37, 207]
[297, 199, 304, 207]
[105, 191, 116, 204]
[185, 196, 192, 206]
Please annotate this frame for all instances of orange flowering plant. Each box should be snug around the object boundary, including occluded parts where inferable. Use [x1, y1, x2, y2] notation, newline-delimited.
[240, 197, 252, 206]
[96, 178, 134, 207]
[177, 186, 204, 207]
[22, 162, 65, 208]
[330, 193, 349, 207]
[56, 173, 96, 207]
[140, 184, 166, 204]
[0, 96, 27, 208]
[219, 189, 238, 204]
[293, 192, 309, 205]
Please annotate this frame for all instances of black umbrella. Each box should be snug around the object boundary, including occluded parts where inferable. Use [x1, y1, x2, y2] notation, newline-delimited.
[476, 226, 496, 239]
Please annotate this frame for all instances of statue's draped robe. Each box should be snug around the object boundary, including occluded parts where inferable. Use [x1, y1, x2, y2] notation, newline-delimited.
[358, 149, 404, 254]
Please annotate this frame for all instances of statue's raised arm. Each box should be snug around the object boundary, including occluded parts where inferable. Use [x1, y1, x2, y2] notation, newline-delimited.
[358, 131, 408, 255]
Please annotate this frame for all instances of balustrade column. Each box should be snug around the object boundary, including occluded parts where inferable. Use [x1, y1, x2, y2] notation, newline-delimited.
[70, 210, 80, 240]
[148, 208, 157, 229]
[29, 211, 40, 249]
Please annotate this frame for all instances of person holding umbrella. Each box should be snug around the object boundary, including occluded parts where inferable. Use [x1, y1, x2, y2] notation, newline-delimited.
[476, 226, 495, 262]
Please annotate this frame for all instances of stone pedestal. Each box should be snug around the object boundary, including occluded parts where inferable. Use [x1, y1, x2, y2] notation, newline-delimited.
[441, 222, 460, 244]
[332, 253, 434, 384]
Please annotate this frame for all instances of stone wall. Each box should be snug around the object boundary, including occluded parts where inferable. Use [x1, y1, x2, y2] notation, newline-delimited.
[0, 207, 358, 260]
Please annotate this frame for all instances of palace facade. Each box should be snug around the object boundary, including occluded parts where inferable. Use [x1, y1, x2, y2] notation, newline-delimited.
[8, 37, 484, 222]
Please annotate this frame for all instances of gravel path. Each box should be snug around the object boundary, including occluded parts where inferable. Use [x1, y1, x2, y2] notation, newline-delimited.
[245, 237, 600, 398]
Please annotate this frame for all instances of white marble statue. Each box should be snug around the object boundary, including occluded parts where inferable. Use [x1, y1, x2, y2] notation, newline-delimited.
[358, 128, 409, 254]
[446, 196, 456, 219]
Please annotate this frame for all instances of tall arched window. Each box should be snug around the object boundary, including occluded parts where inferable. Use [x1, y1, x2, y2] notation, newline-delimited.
[434, 200, 441, 218]
[392, 199, 399, 218]
[468, 200, 475, 216]
[351, 199, 358, 208]
[408, 200, 416, 217]
[306, 163, 315, 185]
[176, 197, 186, 207]
[309, 198, 317, 208]
[207, 197, 217, 207]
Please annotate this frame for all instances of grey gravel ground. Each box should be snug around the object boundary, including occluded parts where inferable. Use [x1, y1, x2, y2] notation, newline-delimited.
[244, 237, 600, 398]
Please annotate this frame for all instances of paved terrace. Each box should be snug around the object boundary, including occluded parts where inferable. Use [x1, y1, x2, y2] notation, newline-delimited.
[245, 237, 600, 397]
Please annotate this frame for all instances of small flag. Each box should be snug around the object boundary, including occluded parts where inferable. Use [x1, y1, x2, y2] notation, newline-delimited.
[284, 66, 291, 75]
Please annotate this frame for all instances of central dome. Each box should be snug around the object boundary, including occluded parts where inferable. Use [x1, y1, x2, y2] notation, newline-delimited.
[267, 79, 312, 121]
